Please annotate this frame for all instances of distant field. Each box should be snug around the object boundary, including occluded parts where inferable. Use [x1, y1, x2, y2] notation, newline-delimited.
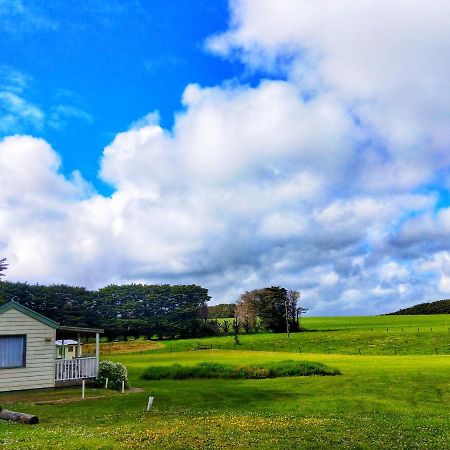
[1, 314, 449, 449]
[146, 314, 450, 356]
[302, 314, 450, 330]
[84, 339, 164, 355]
[216, 314, 450, 330]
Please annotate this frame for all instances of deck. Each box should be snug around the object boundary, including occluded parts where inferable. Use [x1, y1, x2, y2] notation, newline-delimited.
[55, 357, 97, 381]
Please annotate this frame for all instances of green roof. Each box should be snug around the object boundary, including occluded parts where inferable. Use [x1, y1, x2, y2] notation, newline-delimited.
[0, 301, 60, 329]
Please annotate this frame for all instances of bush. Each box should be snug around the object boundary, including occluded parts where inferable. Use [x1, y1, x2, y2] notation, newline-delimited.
[264, 360, 341, 377]
[141, 360, 340, 380]
[96, 360, 129, 390]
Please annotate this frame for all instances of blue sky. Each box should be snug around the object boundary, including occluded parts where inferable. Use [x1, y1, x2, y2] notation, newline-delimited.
[1, 0, 239, 189]
[1, 0, 450, 314]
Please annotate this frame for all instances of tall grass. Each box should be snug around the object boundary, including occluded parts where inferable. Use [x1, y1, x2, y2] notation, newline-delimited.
[141, 360, 340, 380]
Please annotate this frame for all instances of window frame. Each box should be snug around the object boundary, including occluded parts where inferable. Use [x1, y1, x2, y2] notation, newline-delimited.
[0, 334, 27, 369]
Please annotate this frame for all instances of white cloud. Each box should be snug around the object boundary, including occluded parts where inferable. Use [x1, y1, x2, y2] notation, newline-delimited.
[319, 271, 339, 287]
[209, 0, 450, 192]
[0, 0, 57, 34]
[1, 1, 450, 313]
[0, 66, 44, 133]
[48, 104, 93, 129]
[378, 262, 408, 283]
[0, 66, 93, 133]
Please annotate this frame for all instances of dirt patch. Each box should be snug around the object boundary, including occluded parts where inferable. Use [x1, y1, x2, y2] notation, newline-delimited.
[84, 340, 165, 355]
[0, 387, 145, 406]
[33, 387, 145, 405]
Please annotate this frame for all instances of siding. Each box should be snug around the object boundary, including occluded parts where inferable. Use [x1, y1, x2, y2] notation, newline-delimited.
[0, 308, 56, 392]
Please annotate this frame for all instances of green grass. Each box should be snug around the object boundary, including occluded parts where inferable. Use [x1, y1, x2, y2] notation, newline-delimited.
[1, 315, 449, 449]
[141, 360, 340, 380]
[302, 314, 450, 330]
[145, 315, 450, 356]
[218, 314, 450, 331]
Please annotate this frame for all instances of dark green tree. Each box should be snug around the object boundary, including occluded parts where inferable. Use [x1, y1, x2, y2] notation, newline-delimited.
[95, 284, 211, 340]
[234, 287, 305, 333]
[0, 281, 96, 327]
[0, 258, 7, 278]
[258, 287, 289, 333]
[208, 303, 235, 318]
[0, 281, 211, 340]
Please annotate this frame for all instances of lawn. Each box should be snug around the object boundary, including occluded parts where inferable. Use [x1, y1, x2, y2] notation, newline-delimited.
[302, 314, 450, 331]
[143, 314, 450, 356]
[0, 315, 449, 449]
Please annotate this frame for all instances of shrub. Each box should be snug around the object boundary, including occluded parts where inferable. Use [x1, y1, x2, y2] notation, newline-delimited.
[264, 360, 341, 377]
[141, 360, 340, 380]
[96, 360, 129, 390]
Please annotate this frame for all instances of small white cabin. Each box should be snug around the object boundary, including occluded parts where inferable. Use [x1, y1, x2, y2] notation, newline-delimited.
[55, 339, 83, 360]
[0, 301, 103, 392]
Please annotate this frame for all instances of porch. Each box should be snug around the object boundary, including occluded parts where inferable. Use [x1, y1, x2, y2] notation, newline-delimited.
[55, 325, 103, 384]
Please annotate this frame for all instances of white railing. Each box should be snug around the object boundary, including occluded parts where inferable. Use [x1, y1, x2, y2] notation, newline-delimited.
[55, 357, 97, 381]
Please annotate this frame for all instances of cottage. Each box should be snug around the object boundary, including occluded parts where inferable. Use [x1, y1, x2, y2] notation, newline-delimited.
[0, 301, 103, 392]
[56, 339, 83, 359]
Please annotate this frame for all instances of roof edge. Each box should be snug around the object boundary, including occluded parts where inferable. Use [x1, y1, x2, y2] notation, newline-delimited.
[0, 300, 60, 329]
[59, 325, 104, 334]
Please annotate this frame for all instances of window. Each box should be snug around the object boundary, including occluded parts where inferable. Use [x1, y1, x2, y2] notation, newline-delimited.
[0, 335, 26, 369]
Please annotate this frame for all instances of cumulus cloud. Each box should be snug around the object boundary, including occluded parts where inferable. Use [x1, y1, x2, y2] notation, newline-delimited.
[208, 0, 450, 190]
[1, 1, 450, 313]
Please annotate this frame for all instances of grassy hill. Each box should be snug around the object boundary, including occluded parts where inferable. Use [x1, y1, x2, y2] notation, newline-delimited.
[389, 298, 450, 315]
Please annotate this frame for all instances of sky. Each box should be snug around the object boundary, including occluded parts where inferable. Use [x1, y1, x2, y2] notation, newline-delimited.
[1, 0, 450, 315]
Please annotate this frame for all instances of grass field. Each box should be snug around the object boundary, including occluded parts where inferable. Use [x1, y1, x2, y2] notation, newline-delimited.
[148, 314, 450, 356]
[1, 315, 449, 449]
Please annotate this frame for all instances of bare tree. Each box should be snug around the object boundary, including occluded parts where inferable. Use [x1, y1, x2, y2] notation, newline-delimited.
[235, 291, 260, 333]
[287, 290, 307, 332]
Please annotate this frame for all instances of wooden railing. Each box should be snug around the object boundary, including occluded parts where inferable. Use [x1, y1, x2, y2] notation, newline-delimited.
[55, 357, 97, 381]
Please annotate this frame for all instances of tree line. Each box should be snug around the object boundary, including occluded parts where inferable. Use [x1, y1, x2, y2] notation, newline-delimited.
[388, 299, 450, 315]
[0, 258, 305, 339]
[233, 286, 306, 334]
[0, 281, 210, 340]
[208, 303, 236, 318]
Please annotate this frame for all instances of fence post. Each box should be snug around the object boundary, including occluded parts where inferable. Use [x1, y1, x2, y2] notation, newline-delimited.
[82, 380, 85, 399]
[105, 378, 109, 389]
[95, 332, 100, 375]
[147, 396, 154, 411]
